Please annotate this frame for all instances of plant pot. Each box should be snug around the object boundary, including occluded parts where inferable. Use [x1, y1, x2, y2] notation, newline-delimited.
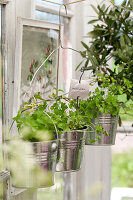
[85, 113, 118, 146]
[12, 140, 58, 188]
[56, 130, 86, 172]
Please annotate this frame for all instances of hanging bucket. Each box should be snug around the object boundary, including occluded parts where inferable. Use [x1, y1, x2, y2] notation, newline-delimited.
[85, 113, 118, 146]
[12, 140, 58, 188]
[56, 130, 86, 172]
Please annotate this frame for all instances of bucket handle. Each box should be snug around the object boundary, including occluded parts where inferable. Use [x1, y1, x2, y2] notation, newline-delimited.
[43, 111, 59, 141]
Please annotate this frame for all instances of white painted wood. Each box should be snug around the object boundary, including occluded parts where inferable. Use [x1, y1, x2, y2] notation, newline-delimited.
[13, 17, 60, 116]
[2, 0, 37, 199]
[36, 2, 73, 18]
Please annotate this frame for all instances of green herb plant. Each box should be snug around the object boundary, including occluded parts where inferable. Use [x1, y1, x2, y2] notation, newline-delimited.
[13, 91, 90, 142]
[14, 80, 131, 144]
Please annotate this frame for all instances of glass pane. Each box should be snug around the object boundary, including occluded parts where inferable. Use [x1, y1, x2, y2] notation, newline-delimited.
[36, 10, 60, 23]
[35, 11, 72, 92]
[21, 25, 59, 105]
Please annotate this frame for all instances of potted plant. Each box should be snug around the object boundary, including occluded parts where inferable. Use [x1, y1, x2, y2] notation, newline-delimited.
[12, 94, 58, 188]
[82, 74, 132, 145]
[13, 91, 90, 174]
[76, 0, 133, 145]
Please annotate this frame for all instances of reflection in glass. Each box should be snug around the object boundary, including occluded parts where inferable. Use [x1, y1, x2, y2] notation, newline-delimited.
[36, 10, 72, 93]
[21, 26, 59, 105]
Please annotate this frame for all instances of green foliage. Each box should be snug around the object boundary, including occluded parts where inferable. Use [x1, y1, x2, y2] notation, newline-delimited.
[14, 92, 91, 141]
[14, 87, 120, 143]
[78, 0, 133, 103]
[112, 149, 133, 187]
[77, 1, 133, 122]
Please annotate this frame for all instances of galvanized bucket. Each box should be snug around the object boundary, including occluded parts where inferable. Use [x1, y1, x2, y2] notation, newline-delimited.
[56, 130, 86, 172]
[85, 113, 118, 146]
[12, 140, 58, 188]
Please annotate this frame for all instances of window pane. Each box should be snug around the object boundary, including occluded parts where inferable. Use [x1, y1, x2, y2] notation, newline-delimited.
[36, 10, 59, 23]
[20, 25, 59, 104]
[35, 11, 72, 92]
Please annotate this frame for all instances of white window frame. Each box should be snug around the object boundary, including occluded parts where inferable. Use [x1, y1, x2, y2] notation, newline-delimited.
[0, 1, 10, 183]
[36, 1, 73, 18]
[13, 17, 61, 116]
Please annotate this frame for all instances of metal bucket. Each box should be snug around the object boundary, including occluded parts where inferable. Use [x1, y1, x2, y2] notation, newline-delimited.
[12, 140, 58, 188]
[85, 113, 118, 146]
[56, 130, 86, 172]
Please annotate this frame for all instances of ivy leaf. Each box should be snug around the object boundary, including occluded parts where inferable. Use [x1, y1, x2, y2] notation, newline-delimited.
[89, 139, 96, 144]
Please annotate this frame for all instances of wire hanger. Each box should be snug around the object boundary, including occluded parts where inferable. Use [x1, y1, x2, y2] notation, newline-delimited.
[31, 4, 87, 86]
[42, 0, 86, 6]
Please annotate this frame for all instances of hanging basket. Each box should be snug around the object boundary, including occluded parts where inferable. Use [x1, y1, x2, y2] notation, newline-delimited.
[12, 140, 58, 188]
[56, 129, 86, 172]
[85, 113, 118, 146]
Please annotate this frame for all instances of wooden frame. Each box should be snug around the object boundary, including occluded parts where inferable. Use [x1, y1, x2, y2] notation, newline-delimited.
[13, 17, 61, 116]
[35, 1, 73, 18]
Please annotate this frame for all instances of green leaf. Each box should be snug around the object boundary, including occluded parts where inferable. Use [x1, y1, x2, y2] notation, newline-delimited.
[88, 19, 99, 24]
[81, 41, 89, 50]
[125, 11, 130, 19]
[90, 4, 99, 15]
[120, 35, 125, 48]
[107, 14, 117, 20]
[89, 139, 96, 144]
[111, 0, 115, 4]
[85, 59, 89, 69]
[101, 4, 105, 11]
[76, 60, 84, 71]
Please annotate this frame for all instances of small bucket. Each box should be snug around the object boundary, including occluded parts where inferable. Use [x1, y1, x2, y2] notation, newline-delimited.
[85, 113, 118, 146]
[56, 130, 86, 172]
[12, 140, 58, 188]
